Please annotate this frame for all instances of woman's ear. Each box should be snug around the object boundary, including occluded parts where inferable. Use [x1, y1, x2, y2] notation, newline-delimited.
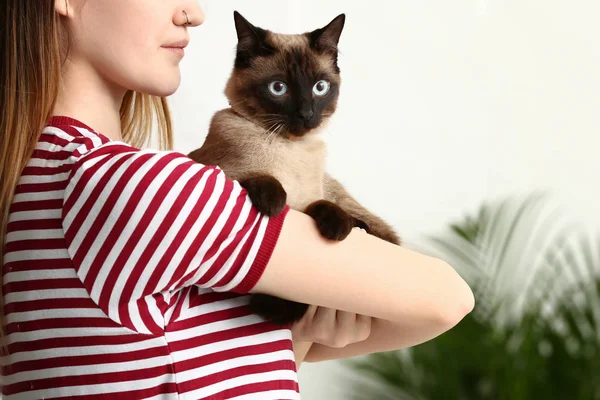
[54, 0, 73, 18]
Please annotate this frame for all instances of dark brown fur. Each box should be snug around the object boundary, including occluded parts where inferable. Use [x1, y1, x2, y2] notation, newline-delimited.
[188, 11, 400, 326]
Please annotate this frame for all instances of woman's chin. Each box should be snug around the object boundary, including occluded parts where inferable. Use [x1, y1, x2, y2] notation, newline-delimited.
[138, 75, 181, 98]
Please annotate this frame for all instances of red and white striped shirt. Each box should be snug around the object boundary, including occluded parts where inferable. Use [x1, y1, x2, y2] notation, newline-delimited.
[1, 116, 299, 399]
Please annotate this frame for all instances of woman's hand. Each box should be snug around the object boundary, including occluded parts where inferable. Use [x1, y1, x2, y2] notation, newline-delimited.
[292, 305, 372, 347]
[291, 305, 372, 368]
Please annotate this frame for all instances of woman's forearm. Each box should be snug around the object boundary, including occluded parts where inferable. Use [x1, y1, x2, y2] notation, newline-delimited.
[254, 210, 474, 334]
[304, 312, 469, 363]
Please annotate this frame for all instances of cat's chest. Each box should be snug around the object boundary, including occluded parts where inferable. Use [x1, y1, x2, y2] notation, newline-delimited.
[267, 136, 326, 211]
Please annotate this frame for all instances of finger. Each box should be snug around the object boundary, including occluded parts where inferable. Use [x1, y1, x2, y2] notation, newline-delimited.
[322, 309, 355, 348]
[291, 304, 319, 340]
[311, 307, 338, 345]
[338, 311, 370, 344]
[336, 310, 357, 331]
[303, 304, 319, 322]
[292, 304, 318, 330]
[313, 306, 337, 326]
[356, 313, 371, 326]
[355, 314, 373, 341]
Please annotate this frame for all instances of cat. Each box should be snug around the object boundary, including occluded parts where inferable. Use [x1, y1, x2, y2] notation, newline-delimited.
[188, 11, 401, 326]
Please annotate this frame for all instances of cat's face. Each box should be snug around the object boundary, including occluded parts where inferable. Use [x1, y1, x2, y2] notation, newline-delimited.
[225, 12, 345, 139]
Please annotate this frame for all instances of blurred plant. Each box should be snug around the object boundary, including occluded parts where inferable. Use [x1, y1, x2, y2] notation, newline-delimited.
[346, 191, 600, 400]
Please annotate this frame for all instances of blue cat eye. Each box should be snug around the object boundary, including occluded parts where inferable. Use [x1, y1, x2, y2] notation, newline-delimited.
[313, 80, 330, 96]
[268, 81, 288, 96]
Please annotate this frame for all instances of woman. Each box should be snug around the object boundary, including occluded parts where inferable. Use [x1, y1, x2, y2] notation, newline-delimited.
[0, 1, 474, 398]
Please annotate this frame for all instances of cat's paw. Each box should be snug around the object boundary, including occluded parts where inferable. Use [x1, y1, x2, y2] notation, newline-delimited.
[351, 217, 371, 232]
[249, 294, 309, 326]
[304, 200, 354, 241]
[351, 217, 402, 246]
[239, 175, 287, 217]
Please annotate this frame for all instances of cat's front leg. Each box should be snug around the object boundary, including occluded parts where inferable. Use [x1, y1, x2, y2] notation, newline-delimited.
[238, 174, 311, 326]
[248, 294, 309, 326]
[344, 214, 399, 244]
[342, 207, 401, 245]
[324, 174, 402, 246]
[356, 219, 401, 245]
[238, 174, 287, 217]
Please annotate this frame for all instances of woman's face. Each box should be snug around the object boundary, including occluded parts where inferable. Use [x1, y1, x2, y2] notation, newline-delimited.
[56, 0, 205, 97]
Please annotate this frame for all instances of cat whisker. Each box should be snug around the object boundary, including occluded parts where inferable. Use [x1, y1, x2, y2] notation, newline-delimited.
[260, 117, 287, 134]
[260, 118, 282, 126]
[228, 99, 249, 108]
[276, 123, 285, 138]
[264, 124, 276, 137]
[258, 116, 284, 124]
[264, 122, 280, 142]
[270, 123, 287, 144]
[266, 123, 282, 143]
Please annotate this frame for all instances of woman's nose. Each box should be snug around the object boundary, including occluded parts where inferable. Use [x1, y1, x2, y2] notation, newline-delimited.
[177, 2, 205, 27]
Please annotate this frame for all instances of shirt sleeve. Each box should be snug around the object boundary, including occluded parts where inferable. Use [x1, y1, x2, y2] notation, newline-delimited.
[61, 141, 289, 333]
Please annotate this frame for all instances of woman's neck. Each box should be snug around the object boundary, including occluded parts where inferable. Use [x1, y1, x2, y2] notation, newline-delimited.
[52, 58, 125, 141]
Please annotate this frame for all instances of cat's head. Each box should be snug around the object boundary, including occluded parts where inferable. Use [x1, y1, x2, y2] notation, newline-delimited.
[225, 11, 345, 140]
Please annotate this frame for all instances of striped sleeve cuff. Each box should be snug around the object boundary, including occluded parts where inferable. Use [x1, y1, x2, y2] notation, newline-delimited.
[231, 205, 290, 294]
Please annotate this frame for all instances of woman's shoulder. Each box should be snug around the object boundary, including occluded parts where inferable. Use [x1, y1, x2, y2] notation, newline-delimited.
[45, 115, 192, 163]
[46, 115, 112, 145]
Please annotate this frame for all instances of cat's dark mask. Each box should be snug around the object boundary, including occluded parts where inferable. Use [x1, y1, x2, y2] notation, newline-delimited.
[225, 11, 346, 138]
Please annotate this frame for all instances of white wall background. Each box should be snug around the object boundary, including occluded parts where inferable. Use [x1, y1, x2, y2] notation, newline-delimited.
[169, 1, 600, 398]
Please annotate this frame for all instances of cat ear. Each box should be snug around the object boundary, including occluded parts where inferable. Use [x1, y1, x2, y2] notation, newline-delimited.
[309, 14, 346, 53]
[233, 11, 260, 43]
[233, 11, 270, 67]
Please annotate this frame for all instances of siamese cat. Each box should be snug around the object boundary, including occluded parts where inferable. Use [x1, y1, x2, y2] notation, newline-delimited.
[188, 11, 401, 326]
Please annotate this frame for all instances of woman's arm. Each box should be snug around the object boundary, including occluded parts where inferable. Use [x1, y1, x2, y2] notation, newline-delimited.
[303, 315, 465, 363]
[291, 305, 373, 368]
[252, 210, 474, 345]
[292, 340, 313, 369]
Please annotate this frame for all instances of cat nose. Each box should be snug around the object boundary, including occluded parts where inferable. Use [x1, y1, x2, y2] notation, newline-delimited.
[297, 108, 314, 121]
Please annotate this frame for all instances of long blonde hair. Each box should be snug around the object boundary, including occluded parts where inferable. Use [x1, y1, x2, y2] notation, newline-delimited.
[0, 1, 174, 352]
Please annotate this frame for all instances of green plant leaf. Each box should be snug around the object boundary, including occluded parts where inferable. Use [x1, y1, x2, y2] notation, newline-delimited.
[346, 192, 600, 400]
